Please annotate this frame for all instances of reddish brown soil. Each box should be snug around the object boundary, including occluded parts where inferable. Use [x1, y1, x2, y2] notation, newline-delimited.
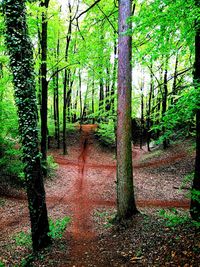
[0, 125, 196, 266]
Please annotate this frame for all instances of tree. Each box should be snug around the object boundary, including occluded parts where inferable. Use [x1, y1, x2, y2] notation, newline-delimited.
[116, 0, 138, 220]
[40, 0, 50, 172]
[3, 0, 51, 250]
[190, 0, 200, 221]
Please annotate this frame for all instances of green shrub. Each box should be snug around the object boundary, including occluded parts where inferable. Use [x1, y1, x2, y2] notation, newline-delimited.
[152, 86, 200, 143]
[159, 207, 200, 229]
[48, 216, 71, 239]
[46, 155, 58, 177]
[159, 208, 189, 227]
[96, 120, 116, 147]
[0, 137, 24, 185]
[13, 217, 71, 250]
[14, 231, 32, 248]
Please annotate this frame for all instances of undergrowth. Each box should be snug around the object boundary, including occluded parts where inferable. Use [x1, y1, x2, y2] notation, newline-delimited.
[0, 135, 58, 188]
[159, 208, 200, 228]
[0, 136, 24, 186]
[13, 216, 71, 249]
[96, 120, 116, 147]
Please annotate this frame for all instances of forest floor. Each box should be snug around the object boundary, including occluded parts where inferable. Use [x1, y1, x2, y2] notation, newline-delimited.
[0, 124, 200, 266]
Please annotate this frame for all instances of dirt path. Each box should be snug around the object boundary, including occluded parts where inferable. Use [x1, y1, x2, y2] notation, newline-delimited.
[0, 124, 194, 266]
[47, 125, 191, 265]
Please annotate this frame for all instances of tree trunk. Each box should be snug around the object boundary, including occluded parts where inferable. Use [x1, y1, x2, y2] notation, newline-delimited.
[140, 80, 144, 149]
[79, 70, 83, 123]
[3, 0, 51, 251]
[63, 2, 72, 155]
[63, 68, 68, 155]
[66, 70, 75, 122]
[162, 60, 168, 149]
[147, 64, 153, 151]
[117, 0, 138, 220]
[111, 38, 117, 114]
[82, 81, 89, 122]
[37, 18, 42, 120]
[40, 0, 50, 173]
[55, 27, 60, 148]
[99, 76, 104, 113]
[73, 85, 79, 123]
[190, 1, 200, 221]
[53, 74, 57, 138]
[92, 72, 95, 124]
[105, 66, 111, 112]
[171, 52, 179, 105]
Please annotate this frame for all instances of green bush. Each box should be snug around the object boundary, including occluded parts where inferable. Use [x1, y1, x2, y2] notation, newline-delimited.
[0, 136, 24, 185]
[96, 120, 116, 147]
[14, 231, 32, 248]
[48, 216, 71, 239]
[159, 208, 200, 228]
[152, 86, 200, 143]
[46, 155, 58, 177]
[13, 217, 71, 250]
[159, 208, 189, 227]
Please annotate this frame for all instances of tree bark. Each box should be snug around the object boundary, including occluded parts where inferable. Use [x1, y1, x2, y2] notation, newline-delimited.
[140, 80, 144, 149]
[105, 66, 111, 112]
[3, 0, 51, 251]
[73, 85, 79, 123]
[63, 1, 72, 155]
[55, 26, 60, 148]
[111, 38, 117, 114]
[162, 59, 168, 149]
[82, 80, 89, 122]
[99, 76, 104, 112]
[147, 64, 153, 151]
[40, 0, 50, 173]
[117, 0, 138, 220]
[92, 72, 95, 124]
[171, 52, 179, 105]
[79, 70, 83, 123]
[63, 68, 68, 155]
[190, 0, 200, 221]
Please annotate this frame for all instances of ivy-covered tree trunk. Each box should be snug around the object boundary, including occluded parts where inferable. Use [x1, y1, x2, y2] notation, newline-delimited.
[3, 0, 51, 250]
[190, 0, 200, 221]
[116, 0, 138, 220]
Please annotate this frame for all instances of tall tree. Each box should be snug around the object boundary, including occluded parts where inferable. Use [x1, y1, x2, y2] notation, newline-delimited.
[54, 11, 61, 149]
[63, 0, 73, 155]
[40, 0, 50, 172]
[140, 76, 144, 149]
[3, 0, 51, 250]
[146, 63, 153, 151]
[190, 0, 200, 221]
[116, 0, 138, 220]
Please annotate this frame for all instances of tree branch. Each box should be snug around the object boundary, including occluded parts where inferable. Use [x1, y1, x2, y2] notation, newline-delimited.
[97, 4, 117, 34]
[76, 0, 101, 20]
[47, 62, 79, 83]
